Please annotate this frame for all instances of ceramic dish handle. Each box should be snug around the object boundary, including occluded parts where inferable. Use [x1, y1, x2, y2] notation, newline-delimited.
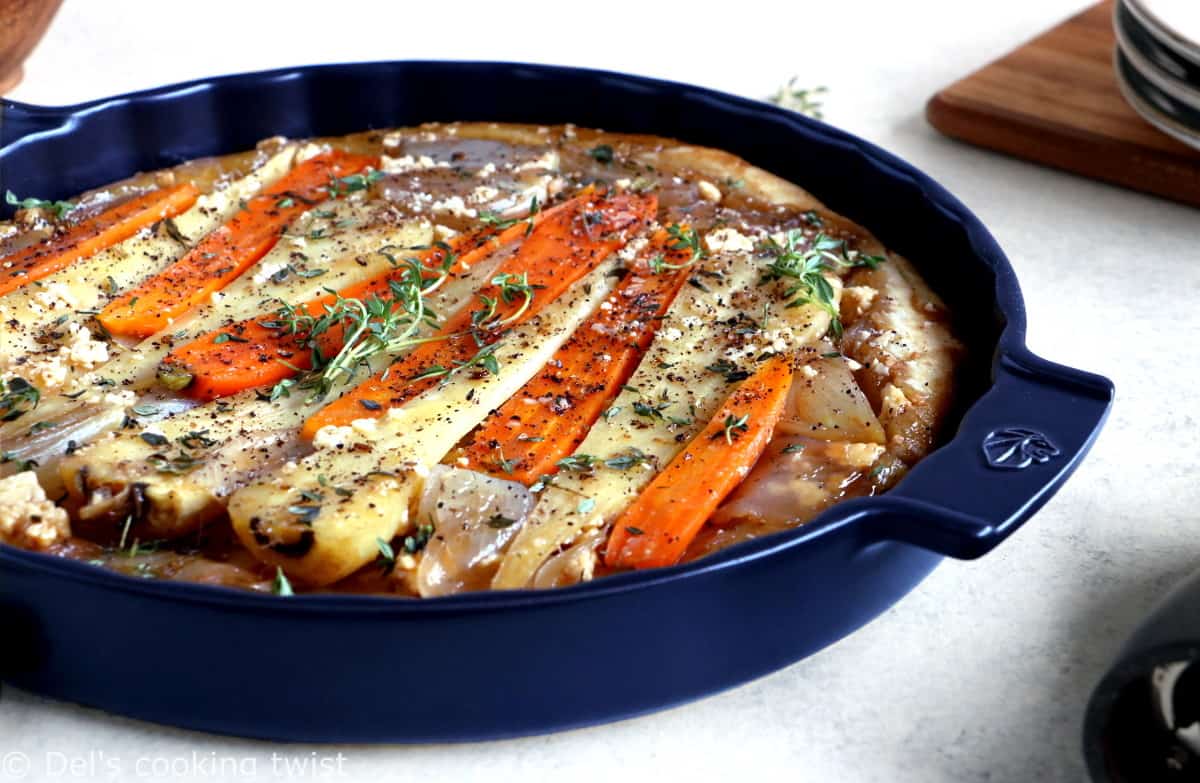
[869, 347, 1113, 559]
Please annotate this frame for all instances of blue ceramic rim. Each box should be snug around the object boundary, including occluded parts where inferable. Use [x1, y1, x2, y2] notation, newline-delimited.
[0, 60, 1078, 613]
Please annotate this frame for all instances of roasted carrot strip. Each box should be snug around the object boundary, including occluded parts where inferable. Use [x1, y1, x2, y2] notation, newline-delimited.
[157, 193, 591, 401]
[0, 184, 199, 297]
[459, 229, 691, 484]
[97, 151, 376, 339]
[603, 354, 795, 570]
[300, 191, 656, 440]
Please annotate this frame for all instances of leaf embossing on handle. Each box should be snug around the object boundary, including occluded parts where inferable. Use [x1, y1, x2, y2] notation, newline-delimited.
[982, 427, 1060, 471]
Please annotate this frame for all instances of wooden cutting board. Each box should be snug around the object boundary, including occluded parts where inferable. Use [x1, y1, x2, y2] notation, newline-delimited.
[926, 0, 1200, 208]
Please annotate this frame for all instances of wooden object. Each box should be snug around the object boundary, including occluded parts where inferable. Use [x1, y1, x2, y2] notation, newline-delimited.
[0, 0, 62, 95]
[926, 0, 1200, 208]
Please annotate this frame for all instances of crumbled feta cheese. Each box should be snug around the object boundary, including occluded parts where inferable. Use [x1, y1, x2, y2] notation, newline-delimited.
[840, 443, 887, 470]
[32, 282, 78, 312]
[697, 180, 722, 203]
[430, 196, 477, 218]
[616, 233, 652, 264]
[513, 150, 560, 172]
[475, 162, 497, 179]
[381, 154, 450, 174]
[842, 285, 878, 314]
[252, 258, 289, 285]
[13, 324, 110, 390]
[800, 364, 819, 379]
[60, 324, 108, 369]
[0, 471, 70, 550]
[614, 178, 632, 190]
[433, 224, 458, 241]
[704, 228, 755, 253]
[661, 327, 683, 342]
[312, 424, 355, 451]
[350, 417, 379, 437]
[469, 185, 500, 204]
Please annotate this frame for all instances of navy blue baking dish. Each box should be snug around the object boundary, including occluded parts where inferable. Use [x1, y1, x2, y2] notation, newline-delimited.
[0, 61, 1113, 742]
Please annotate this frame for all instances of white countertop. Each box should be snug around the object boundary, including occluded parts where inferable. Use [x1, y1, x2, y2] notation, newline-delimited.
[4, 1, 1198, 780]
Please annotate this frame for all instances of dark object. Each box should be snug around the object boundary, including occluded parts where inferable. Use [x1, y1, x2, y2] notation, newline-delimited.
[1115, 50, 1200, 145]
[926, 2, 1200, 211]
[0, 61, 1113, 742]
[1116, 1, 1200, 93]
[1085, 569, 1200, 781]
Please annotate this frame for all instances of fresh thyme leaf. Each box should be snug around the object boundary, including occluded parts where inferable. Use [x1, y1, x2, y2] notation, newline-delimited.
[588, 144, 614, 164]
[706, 359, 751, 383]
[375, 537, 396, 573]
[632, 400, 669, 420]
[212, 332, 249, 344]
[604, 448, 650, 470]
[403, 523, 435, 554]
[178, 429, 217, 449]
[758, 228, 883, 338]
[147, 451, 205, 474]
[0, 377, 40, 422]
[273, 567, 294, 596]
[768, 78, 827, 119]
[327, 169, 383, 198]
[625, 526, 645, 536]
[782, 443, 806, 454]
[493, 446, 517, 475]
[276, 197, 295, 209]
[556, 454, 600, 472]
[5, 190, 75, 219]
[131, 403, 159, 417]
[264, 253, 455, 402]
[648, 224, 706, 274]
[577, 497, 596, 514]
[29, 420, 56, 434]
[715, 413, 750, 445]
[139, 431, 169, 447]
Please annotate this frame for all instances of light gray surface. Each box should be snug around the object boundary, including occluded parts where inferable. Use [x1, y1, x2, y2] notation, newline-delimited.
[4, 1, 1198, 780]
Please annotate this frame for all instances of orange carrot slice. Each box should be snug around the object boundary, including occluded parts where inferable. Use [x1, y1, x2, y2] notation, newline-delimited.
[0, 184, 199, 297]
[97, 151, 375, 339]
[458, 229, 691, 484]
[603, 354, 795, 570]
[156, 193, 590, 401]
[300, 191, 656, 440]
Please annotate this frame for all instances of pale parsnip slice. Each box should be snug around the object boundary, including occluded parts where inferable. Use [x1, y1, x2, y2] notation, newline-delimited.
[59, 237, 508, 541]
[491, 249, 839, 589]
[0, 147, 299, 373]
[227, 257, 622, 586]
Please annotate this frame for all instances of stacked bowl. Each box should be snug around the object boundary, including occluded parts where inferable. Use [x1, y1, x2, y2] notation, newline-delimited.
[1115, 0, 1200, 149]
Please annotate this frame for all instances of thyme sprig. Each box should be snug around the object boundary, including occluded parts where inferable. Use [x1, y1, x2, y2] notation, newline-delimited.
[5, 190, 75, 219]
[759, 229, 883, 337]
[265, 249, 455, 401]
[768, 78, 827, 120]
[649, 224, 706, 274]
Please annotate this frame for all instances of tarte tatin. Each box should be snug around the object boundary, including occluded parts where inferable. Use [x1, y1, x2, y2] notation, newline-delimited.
[0, 123, 961, 596]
